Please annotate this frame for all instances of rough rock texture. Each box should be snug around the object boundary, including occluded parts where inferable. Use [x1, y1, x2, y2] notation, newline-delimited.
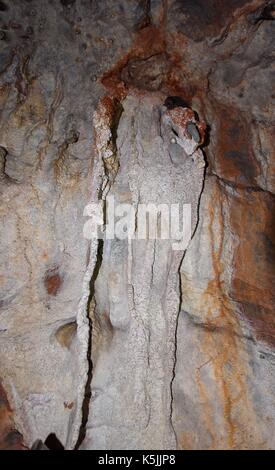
[0, 382, 25, 450]
[0, 0, 274, 450]
[81, 93, 205, 449]
[174, 176, 275, 449]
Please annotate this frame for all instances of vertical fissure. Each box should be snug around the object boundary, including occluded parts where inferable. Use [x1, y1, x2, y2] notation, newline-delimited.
[73, 97, 123, 449]
[78, 92, 206, 449]
[75, 239, 104, 449]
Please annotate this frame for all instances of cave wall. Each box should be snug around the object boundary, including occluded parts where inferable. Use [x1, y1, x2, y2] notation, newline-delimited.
[81, 92, 206, 450]
[0, 0, 274, 449]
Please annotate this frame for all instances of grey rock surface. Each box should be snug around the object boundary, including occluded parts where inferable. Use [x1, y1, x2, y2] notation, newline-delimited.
[0, 0, 274, 450]
[81, 92, 205, 449]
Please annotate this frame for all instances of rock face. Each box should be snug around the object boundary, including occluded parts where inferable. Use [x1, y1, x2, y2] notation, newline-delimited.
[0, 382, 25, 450]
[81, 93, 205, 449]
[0, 0, 274, 450]
[174, 176, 275, 449]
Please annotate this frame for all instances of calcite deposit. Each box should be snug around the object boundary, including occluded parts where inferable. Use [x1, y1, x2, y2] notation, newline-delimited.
[0, 0, 274, 450]
[81, 92, 205, 449]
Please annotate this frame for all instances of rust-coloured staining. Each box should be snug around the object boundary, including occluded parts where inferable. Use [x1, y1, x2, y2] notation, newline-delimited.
[178, 180, 244, 449]
[63, 401, 74, 410]
[193, 181, 243, 449]
[0, 381, 26, 450]
[121, 53, 170, 91]
[92, 94, 123, 182]
[184, 179, 273, 450]
[101, 24, 200, 105]
[266, 127, 275, 189]
[97, 3, 272, 450]
[41, 251, 49, 261]
[44, 267, 63, 296]
[166, 107, 207, 144]
[167, 107, 195, 127]
[98, 96, 120, 128]
[55, 321, 77, 349]
[229, 190, 275, 347]
[210, 102, 260, 186]
[101, 25, 168, 98]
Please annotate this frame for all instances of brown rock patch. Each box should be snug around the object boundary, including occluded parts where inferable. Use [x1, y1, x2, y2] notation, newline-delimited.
[44, 267, 63, 296]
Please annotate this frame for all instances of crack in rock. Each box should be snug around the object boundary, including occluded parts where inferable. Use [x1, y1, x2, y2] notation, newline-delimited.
[80, 92, 206, 450]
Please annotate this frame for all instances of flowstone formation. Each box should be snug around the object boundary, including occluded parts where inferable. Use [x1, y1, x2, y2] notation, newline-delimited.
[0, 0, 274, 451]
[81, 92, 206, 449]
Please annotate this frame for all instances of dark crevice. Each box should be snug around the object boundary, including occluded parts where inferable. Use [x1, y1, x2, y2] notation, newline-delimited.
[181, 309, 256, 344]
[169, 255, 182, 449]
[170, 144, 207, 448]
[249, 1, 275, 24]
[75, 98, 123, 448]
[210, 171, 275, 197]
[136, 0, 152, 30]
[44, 433, 64, 450]
[75, 239, 104, 449]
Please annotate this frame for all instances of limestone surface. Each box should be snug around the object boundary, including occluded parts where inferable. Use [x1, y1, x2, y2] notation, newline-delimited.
[82, 92, 205, 449]
[0, 0, 274, 450]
